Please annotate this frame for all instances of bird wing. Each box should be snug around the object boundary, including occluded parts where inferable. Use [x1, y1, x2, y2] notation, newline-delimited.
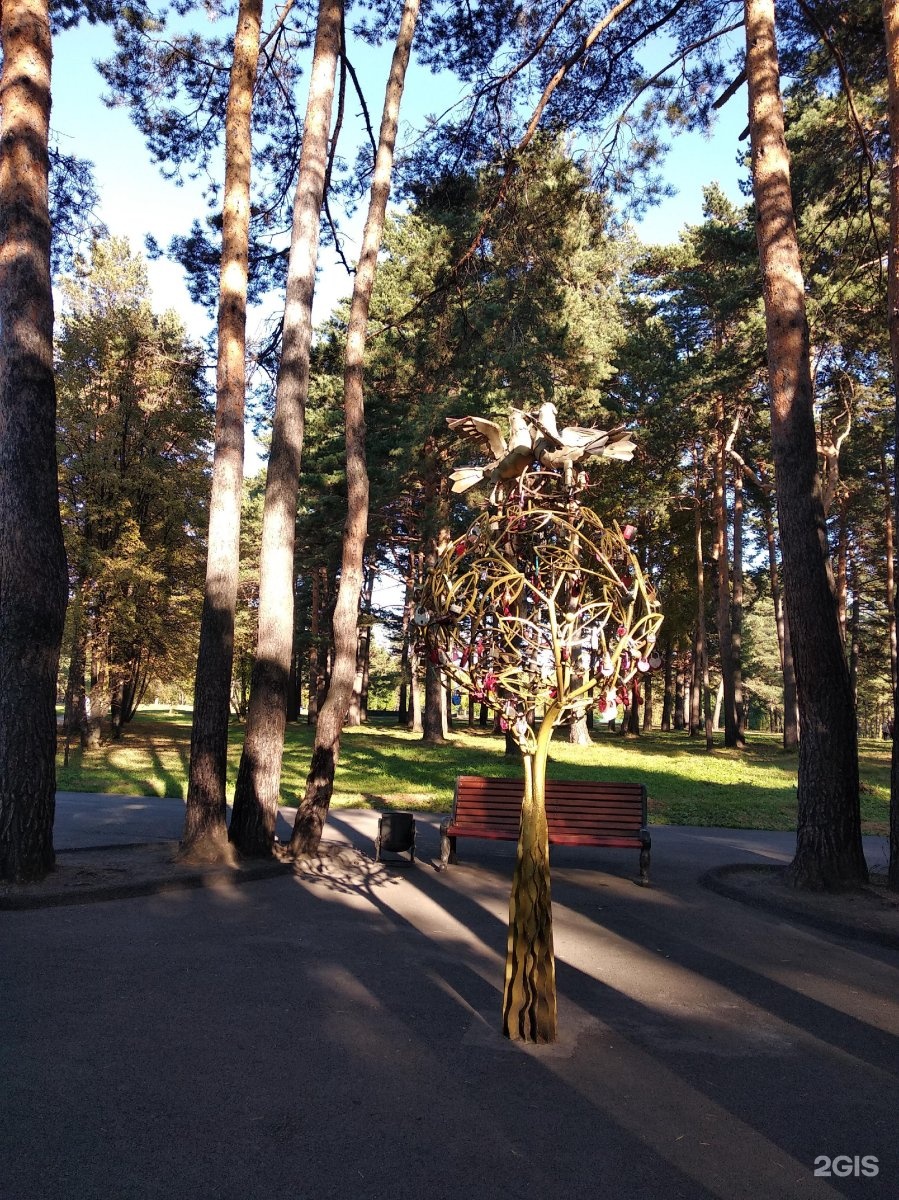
[561, 423, 635, 457]
[507, 408, 533, 452]
[559, 425, 603, 449]
[446, 415, 507, 459]
[523, 411, 564, 448]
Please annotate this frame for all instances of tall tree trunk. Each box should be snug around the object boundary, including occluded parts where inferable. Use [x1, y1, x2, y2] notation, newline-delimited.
[230, 0, 343, 857]
[883, 0, 899, 888]
[348, 564, 374, 725]
[290, 0, 421, 856]
[692, 453, 712, 748]
[307, 567, 322, 725]
[732, 468, 746, 736]
[182, 0, 263, 860]
[882, 450, 898, 698]
[712, 678, 724, 732]
[408, 660, 423, 733]
[713, 402, 738, 745]
[660, 641, 674, 731]
[848, 566, 860, 710]
[836, 499, 848, 647]
[674, 654, 686, 730]
[689, 634, 701, 736]
[397, 558, 415, 724]
[642, 674, 653, 732]
[746, 0, 866, 888]
[422, 520, 450, 745]
[763, 495, 798, 748]
[63, 585, 85, 734]
[0, 0, 69, 881]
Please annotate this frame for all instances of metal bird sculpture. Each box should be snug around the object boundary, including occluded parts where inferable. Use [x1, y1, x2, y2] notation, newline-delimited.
[447, 408, 534, 503]
[525, 401, 636, 486]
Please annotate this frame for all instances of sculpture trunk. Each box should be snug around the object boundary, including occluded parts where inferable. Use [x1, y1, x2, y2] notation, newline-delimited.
[503, 704, 559, 1043]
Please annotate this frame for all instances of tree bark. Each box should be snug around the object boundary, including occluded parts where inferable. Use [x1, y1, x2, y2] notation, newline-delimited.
[230, 0, 343, 857]
[183, 0, 263, 861]
[307, 567, 322, 725]
[763, 494, 798, 748]
[882, 0, 899, 888]
[347, 565, 374, 726]
[732, 467, 746, 737]
[674, 654, 686, 730]
[882, 451, 898, 697]
[397, 558, 416, 724]
[848, 567, 860, 710]
[422, 529, 450, 744]
[746, 0, 866, 889]
[692, 451, 713, 748]
[713, 399, 738, 745]
[290, 0, 421, 856]
[0, 0, 69, 881]
[642, 674, 653, 732]
[660, 641, 674, 731]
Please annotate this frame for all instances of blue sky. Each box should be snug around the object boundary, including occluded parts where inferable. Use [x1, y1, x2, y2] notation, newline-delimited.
[52, 12, 750, 346]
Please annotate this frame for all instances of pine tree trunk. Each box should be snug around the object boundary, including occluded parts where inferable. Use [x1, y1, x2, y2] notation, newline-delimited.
[0, 0, 69, 881]
[63, 586, 85, 734]
[674, 656, 686, 730]
[568, 712, 591, 744]
[230, 0, 342, 857]
[692, 453, 712, 748]
[290, 0, 421, 856]
[848, 568, 860, 709]
[307, 568, 321, 725]
[503, 705, 559, 1043]
[182, 0, 263, 860]
[885, 0, 899, 889]
[881, 451, 898, 697]
[732, 469, 746, 737]
[422, 527, 449, 744]
[398, 551, 419, 724]
[746, 0, 866, 889]
[408, 661, 423, 733]
[713, 402, 738, 745]
[836, 500, 848, 647]
[348, 566, 374, 726]
[661, 641, 674, 731]
[763, 496, 798, 748]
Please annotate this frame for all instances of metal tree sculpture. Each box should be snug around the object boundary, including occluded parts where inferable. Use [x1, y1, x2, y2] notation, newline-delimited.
[417, 413, 663, 1043]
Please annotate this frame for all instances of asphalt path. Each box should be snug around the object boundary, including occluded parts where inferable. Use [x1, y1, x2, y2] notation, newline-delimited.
[2, 794, 897, 1200]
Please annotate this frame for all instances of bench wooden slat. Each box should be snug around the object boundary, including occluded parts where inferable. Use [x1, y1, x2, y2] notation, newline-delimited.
[440, 774, 651, 884]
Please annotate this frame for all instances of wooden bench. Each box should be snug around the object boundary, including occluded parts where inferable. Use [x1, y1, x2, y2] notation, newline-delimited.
[438, 775, 651, 884]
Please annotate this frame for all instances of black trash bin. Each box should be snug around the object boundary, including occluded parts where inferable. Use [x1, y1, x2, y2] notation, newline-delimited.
[375, 812, 416, 862]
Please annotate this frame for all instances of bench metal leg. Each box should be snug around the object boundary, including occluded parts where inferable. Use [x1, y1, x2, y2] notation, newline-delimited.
[437, 829, 456, 870]
[639, 844, 650, 887]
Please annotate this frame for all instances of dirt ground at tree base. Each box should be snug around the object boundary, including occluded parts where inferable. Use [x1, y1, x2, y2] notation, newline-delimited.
[0, 839, 376, 910]
[701, 863, 899, 949]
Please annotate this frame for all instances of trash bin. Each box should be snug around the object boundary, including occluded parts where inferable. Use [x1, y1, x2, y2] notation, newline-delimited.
[375, 812, 416, 862]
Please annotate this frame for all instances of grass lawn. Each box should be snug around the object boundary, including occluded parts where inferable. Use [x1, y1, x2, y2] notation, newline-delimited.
[55, 707, 892, 835]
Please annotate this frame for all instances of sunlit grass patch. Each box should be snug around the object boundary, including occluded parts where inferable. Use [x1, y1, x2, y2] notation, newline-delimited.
[55, 708, 891, 834]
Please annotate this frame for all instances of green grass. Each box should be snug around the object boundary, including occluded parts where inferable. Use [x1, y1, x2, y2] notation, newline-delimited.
[55, 707, 892, 835]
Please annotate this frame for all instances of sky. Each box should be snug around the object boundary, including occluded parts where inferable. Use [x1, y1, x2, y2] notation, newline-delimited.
[51, 13, 751, 345]
[50, 10, 750, 610]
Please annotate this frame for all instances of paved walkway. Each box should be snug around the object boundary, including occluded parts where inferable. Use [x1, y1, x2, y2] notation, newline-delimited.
[2, 794, 898, 1199]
